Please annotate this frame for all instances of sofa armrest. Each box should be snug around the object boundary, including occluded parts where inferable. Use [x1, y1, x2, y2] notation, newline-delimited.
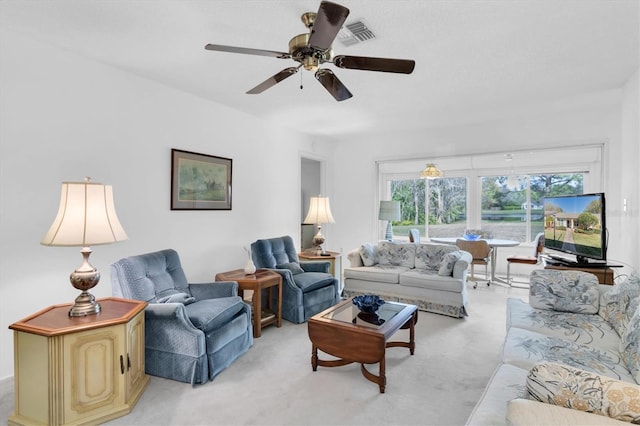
[144, 303, 205, 355]
[507, 398, 629, 425]
[300, 261, 330, 273]
[347, 248, 364, 267]
[189, 281, 238, 300]
[453, 251, 472, 279]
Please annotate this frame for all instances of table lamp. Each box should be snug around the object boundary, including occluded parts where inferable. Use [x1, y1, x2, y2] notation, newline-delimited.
[379, 200, 401, 240]
[41, 177, 128, 317]
[303, 196, 335, 256]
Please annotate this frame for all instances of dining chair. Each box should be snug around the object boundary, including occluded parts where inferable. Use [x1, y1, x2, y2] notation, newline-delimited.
[456, 238, 493, 288]
[506, 233, 544, 286]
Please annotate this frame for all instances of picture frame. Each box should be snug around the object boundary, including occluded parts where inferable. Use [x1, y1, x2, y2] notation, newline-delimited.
[171, 148, 232, 210]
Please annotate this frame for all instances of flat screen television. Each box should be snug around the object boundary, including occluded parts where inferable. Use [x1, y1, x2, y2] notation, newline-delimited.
[543, 192, 607, 264]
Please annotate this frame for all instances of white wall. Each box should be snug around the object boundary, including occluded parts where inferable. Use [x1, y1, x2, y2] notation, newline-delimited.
[0, 30, 315, 379]
[330, 87, 640, 274]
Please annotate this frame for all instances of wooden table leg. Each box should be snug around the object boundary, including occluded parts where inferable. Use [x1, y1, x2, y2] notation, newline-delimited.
[311, 344, 318, 371]
[409, 311, 416, 355]
[252, 284, 262, 338]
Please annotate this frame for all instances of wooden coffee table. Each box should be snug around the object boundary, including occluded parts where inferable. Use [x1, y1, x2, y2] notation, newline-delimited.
[307, 298, 418, 393]
[215, 269, 282, 338]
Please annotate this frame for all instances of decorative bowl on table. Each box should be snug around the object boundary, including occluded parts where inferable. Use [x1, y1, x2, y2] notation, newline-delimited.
[352, 294, 385, 314]
[463, 234, 481, 241]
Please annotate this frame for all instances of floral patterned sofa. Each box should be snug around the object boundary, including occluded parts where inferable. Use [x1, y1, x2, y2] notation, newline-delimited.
[467, 269, 640, 425]
[343, 242, 472, 318]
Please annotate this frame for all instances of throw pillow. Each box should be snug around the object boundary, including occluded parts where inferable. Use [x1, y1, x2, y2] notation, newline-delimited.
[376, 242, 416, 268]
[438, 251, 462, 276]
[276, 262, 305, 275]
[157, 292, 196, 305]
[599, 271, 640, 337]
[529, 269, 600, 314]
[526, 362, 640, 424]
[359, 244, 377, 267]
[620, 304, 640, 384]
[415, 244, 456, 271]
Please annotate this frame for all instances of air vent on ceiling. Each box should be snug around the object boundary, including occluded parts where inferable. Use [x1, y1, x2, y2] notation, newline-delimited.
[337, 19, 376, 46]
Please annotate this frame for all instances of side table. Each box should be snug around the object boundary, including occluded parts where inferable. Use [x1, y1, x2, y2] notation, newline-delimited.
[298, 250, 342, 291]
[215, 269, 282, 337]
[8, 297, 149, 426]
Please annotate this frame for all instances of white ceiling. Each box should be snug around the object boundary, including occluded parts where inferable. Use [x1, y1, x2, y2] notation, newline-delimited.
[1, 0, 638, 137]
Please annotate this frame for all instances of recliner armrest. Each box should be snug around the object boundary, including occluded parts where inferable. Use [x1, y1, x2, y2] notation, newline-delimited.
[144, 303, 205, 355]
[189, 281, 238, 300]
[300, 261, 330, 273]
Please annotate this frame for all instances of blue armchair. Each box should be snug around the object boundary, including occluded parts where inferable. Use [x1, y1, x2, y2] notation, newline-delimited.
[110, 249, 253, 385]
[251, 236, 340, 323]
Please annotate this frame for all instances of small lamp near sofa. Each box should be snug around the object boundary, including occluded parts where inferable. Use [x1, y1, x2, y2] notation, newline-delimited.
[303, 195, 335, 256]
[379, 200, 401, 241]
[41, 177, 128, 317]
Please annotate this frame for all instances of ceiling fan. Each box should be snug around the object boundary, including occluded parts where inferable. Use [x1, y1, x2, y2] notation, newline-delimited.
[204, 1, 415, 102]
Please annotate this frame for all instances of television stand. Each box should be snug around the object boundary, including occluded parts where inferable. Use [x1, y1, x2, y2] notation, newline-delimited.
[542, 257, 615, 285]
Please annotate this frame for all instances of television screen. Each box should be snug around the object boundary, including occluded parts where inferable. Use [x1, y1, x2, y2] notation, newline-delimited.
[543, 193, 606, 263]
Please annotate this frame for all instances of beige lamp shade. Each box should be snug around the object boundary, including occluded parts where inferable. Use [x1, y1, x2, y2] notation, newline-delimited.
[303, 196, 336, 225]
[41, 180, 128, 247]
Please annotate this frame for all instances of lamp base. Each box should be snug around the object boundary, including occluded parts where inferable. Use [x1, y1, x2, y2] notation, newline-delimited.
[384, 221, 394, 241]
[312, 225, 326, 256]
[69, 291, 101, 317]
[68, 247, 102, 317]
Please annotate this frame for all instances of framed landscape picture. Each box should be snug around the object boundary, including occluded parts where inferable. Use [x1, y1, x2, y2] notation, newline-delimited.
[171, 149, 232, 210]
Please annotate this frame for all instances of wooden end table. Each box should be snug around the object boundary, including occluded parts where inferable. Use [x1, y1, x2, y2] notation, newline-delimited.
[215, 269, 282, 338]
[308, 298, 418, 393]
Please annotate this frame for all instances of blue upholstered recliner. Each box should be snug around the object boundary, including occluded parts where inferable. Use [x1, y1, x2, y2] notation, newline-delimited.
[110, 249, 253, 385]
[251, 236, 340, 323]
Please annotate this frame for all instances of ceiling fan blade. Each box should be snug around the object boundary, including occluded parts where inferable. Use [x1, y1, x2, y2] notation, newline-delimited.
[315, 69, 352, 102]
[246, 67, 299, 94]
[205, 44, 290, 59]
[308, 1, 350, 51]
[333, 55, 416, 74]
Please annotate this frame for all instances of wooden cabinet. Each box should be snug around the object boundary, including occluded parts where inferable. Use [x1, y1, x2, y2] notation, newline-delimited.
[9, 298, 148, 426]
[544, 264, 615, 284]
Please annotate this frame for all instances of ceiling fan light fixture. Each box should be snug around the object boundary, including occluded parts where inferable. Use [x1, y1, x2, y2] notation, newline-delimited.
[420, 163, 443, 179]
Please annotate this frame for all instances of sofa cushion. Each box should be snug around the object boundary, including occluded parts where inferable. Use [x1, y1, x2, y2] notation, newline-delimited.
[185, 296, 246, 332]
[506, 298, 620, 351]
[599, 271, 640, 337]
[399, 269, 464, 292]
[344, 266, 408, 284]
[414, 244, 457, 271]
[529, 269, 600, 314]
[503, 327, 636, 382]
[526, 362, 640, 424]
[620, 304, 640, 384]
[376, 242, 416, 268]
[292, 272, 335, 293]
[438, 250, 462, 276]
[359, 244, 377, 266]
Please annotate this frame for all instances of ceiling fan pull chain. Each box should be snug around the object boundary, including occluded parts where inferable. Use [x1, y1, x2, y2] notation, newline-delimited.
[300, 71, 304, 90]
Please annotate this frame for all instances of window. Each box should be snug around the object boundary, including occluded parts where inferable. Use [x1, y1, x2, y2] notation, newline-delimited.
[480, 173, 583, 242]
[378, 145, 602, 243]
[386, 177, 467, 239]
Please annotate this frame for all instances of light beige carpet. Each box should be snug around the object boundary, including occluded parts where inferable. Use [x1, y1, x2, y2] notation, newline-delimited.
[0, 284, 529, 426]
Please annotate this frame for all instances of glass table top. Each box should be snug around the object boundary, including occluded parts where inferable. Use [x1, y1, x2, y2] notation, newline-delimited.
[323, 300, 406, 329]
